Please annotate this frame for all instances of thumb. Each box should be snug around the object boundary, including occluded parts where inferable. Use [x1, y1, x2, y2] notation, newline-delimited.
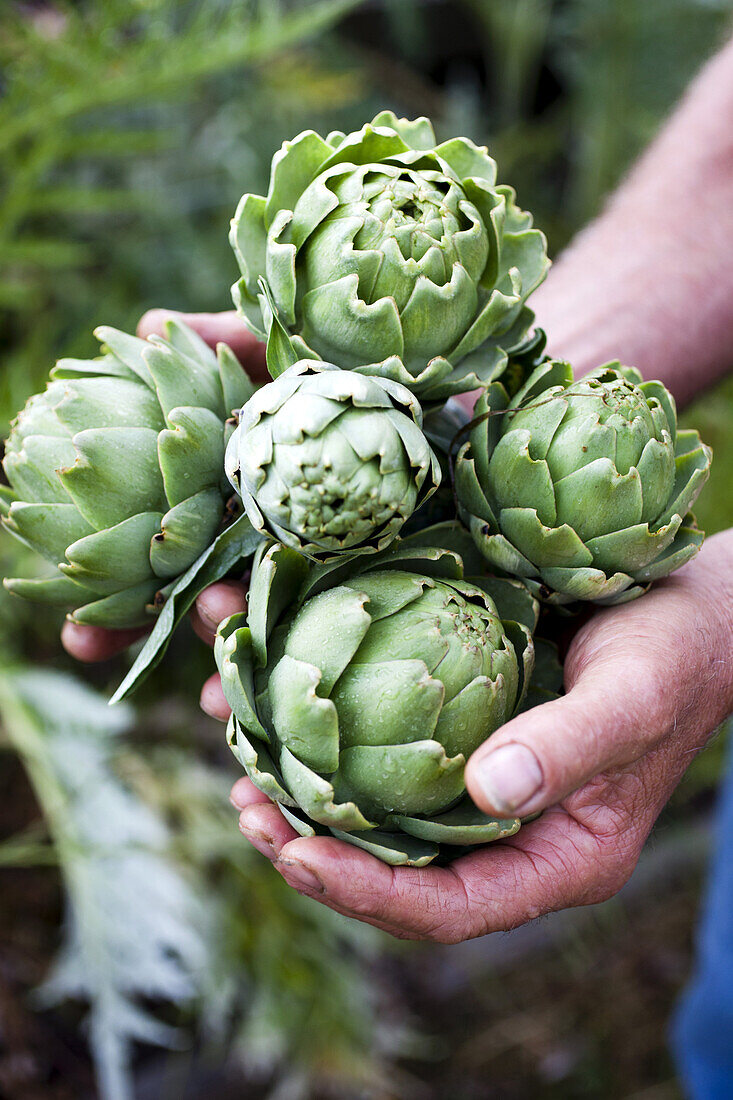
[464, 647, 672, 819]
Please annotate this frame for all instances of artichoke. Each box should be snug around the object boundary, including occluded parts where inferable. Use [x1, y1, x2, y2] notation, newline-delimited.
[230, 110, 549, 403]
[225, 359, 440, 559]
[1, 320, 255, 628]
[215, 525, 537, 867]
[456, 359, 712, 605]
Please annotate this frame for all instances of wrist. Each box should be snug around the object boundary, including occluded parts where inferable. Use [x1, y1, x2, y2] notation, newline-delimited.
[663, 528, 733, 723]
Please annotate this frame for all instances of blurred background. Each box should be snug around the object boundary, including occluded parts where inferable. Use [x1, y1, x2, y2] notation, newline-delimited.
[2, 1, 733, 1097]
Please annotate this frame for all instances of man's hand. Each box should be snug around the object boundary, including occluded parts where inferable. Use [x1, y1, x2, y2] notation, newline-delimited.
[226, 531, 733, 942]
[61, 309, 266, 666]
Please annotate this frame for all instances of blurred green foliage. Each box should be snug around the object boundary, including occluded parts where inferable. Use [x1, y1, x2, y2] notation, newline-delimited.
[1, 0, 732, 1097]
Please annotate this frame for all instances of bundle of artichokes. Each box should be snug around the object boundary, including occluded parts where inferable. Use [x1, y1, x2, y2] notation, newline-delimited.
[1, 111, 712, 865]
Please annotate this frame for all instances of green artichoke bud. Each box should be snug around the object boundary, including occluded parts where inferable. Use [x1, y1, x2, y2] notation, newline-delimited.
[225, 359, 440, 559]
[1, 321, 255, 628]
[230, 110, 549, 403]
[455, 360, 712, 605]
[216, 525, 537, 867]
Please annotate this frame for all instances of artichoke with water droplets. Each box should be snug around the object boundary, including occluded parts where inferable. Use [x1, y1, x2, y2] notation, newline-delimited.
[215, 525, 537, 867]
[455, 359, 712, 605]
[225, 359, 440, 560]
[230, 110, 549, 403]
[1, 320, 255, 628]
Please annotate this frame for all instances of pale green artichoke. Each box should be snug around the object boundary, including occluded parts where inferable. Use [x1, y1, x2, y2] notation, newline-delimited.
[216, 525, 537, 867]
[456, 360, 712, 605]
[1, 321, 255, 628]
[225, 359, 440, 559]
[230, 110, 549, 403]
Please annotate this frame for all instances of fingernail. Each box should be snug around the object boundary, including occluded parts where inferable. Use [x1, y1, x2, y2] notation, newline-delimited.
[277, 858, 325, 895]
[238, 821, 276, 861]
[475, 743, 544, 814]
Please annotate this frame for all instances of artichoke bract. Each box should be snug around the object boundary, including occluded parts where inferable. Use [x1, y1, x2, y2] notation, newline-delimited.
[225, 359, 440, 559]
[216, 525, 537, 867]
[230, 110, 549, 402]
[456, 360, 712, 605]
[1, 321, 255, 628]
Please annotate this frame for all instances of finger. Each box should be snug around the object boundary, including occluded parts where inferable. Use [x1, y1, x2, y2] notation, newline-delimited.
[238, 803, 300, 861]
[61, 620, 149, 662]
[196, 579, 248, 630]
[465, 592, 701, 819]
[137, 309, 268, 381]
[230, 776, 271, 809]
[271, 781, 651, 943]
[191, 579, 249, 647]
[190, 607, 216, 647]
[200, 671, 230, 721]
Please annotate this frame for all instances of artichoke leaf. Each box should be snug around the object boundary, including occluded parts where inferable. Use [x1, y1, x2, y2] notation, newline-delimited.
[554, 458, 645, 541]
[221, 632, 271, 745]
[160, 316, 218, 367]
[70, 580, 160, 629]
[633, 517, 704, 583]
[333, 740, 466, 819]
[279, 747, 376, 832]
[331, 659, 444, 748]
[110, 513, 262, 703]
[454, 449, 498, 528]
[540, 565, 634, 603]
[3, 573, 86, 608]
[94, 326, 155, 387]
[218, 341, 257, 416]
[53, 376, 165, 434]
[328, 826, 439, 867]
[52, 351, 137, 383]
[60, 427, 166, 529]
[501, 620, 533, 710]
[157, 406, 226, 505]
[498, 509, 591, 569]
[265, 129, 333, 224]
[151, 489, 224, 579]
[390, 801, 520, 845]
[655, 432, 712, 528]
[489, 431, 557, 525]
[228, 716, 294, 805]
[265, 212, 298, 326]
[269, 655, 339, 773]
[586, 515, 682, 574]
[466, 514, 539, 578]
[145, 343, 224, 420]
[343, 570, 429, 620]
[470, 574, 539, 633]
[247, 540, 310, 667]
[6, 501, 94, 565]
[372, 110, 437, 150]
[230, 192, 267, 303]
[63, 512, 162, 591]
[363, 541, 464, 581]
[433, 135, 497, 185]
[283, 586, 372, 694]
[4, 436, 77, 505]
[433, 675, 509, 758]
[260, 279, 300, 378]
[301, 275, 404, 369]
[279, 804, 318, 838]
